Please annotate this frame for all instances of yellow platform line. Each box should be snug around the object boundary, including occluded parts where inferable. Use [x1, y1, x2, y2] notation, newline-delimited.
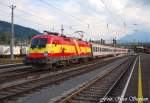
[138, 56, 143, 103]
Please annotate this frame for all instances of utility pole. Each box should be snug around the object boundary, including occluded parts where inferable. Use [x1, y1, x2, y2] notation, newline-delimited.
[9, 5, 16, 60]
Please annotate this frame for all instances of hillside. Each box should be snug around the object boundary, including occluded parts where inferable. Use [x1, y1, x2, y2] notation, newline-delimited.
[0, 20, 39, 44]
[119, 31, 150, 43]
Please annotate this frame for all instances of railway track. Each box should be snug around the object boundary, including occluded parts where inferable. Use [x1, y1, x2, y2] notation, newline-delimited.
[101, 57, 138, 103]
[53, 56, 136, 103]
[0, 56, 128, 102]
[0, 56, 122, 84]
[0, 63, 24, 69]
[0, 65, 32, 83]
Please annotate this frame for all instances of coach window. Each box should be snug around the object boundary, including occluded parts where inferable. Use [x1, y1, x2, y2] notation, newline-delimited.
[108, 48, 110, 52]
[93, 47, 95, 52]
[93, 47, 94, 52]
[101, 48, 103, 52]
[103, 48, 105, 52]
[104, 48, 106, 52]
[99, 48, 101, 52]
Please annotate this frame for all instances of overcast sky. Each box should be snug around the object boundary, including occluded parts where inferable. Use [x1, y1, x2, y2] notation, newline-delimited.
[0, 0, 150, 40]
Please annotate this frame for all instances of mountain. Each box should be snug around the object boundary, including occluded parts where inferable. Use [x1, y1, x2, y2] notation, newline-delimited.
[0, 20, 39, 44]
[119, 31, 150, 43]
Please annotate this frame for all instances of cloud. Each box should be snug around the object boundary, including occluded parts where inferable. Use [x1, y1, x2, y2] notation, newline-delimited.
[0, 0, 149, 41]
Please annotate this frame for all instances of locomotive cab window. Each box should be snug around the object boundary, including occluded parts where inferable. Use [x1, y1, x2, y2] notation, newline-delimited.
[31, 38, 47, 48]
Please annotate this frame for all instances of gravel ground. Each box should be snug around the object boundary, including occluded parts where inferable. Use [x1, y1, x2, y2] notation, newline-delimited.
[8, 57, 128, 103]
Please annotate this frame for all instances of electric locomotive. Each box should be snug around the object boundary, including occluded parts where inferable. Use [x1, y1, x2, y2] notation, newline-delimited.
[25, 31, 92, 68]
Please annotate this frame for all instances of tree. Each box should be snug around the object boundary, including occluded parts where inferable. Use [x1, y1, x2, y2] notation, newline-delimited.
[0, 32, 11, 44]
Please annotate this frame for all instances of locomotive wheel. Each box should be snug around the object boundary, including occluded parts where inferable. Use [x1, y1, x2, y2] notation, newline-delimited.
[51, 64, 57, 72]
[66, 60, 70, 66]
[32, 64, 55, 71]
[31, 64, 44, 70]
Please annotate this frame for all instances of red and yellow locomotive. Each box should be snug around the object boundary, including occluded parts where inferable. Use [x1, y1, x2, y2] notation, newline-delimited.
[25, 31, 92, 67]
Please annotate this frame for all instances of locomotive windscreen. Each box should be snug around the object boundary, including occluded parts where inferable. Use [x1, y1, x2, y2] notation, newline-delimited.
[31, 38, 47, 48]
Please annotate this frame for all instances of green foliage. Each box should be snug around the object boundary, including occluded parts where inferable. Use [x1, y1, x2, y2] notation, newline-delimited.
[0, 31, 11, 44]
[0, 20, 39, 44]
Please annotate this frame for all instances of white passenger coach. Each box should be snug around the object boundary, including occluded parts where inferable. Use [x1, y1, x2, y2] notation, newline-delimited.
[91, 43, 128, 58]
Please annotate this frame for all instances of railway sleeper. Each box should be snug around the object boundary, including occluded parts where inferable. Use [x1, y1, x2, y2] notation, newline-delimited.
[0, 91, 16, 97]
[0, 92, 15, 99]
[78, 93, 101, 98]
[88, 86, 102, 89]
[71, 101, 95, 103]
[71, 100, 95, 103]
[87, 88, 103, 92]
[73, 95, 100, 100]
[15, 85, 33, 89]
[72, 96, 100, 102]
[3, 89, 21, 93]
[81, 91, 101, 95]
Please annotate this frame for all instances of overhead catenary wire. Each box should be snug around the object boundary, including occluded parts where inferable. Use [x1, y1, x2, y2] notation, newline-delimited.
[0, 3, 56, 32]
[100, 0, 128, 40]
[100, 0, 125, 25]
[0, 2, 86, 34]
[0, 2, 52, 23]
[0, 1, 123, 38]
[0, 1, 112, 30]
[38, 0, 82, 24]
[0, 9, 49, 31]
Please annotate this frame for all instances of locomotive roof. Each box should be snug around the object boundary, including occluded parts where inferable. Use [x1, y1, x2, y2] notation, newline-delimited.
[32, 34, 91, 46]
[32, 34, 53, 38]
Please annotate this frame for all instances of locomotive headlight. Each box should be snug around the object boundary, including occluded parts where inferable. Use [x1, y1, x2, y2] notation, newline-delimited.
[44, 51, 48, 57]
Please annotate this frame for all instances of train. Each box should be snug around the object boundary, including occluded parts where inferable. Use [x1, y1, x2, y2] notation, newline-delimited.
[0, 45, 28, 57]
[24, 31, 128, 68]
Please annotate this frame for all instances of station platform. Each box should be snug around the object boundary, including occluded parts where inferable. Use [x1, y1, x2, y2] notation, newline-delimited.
[121, 54, 150, 103]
